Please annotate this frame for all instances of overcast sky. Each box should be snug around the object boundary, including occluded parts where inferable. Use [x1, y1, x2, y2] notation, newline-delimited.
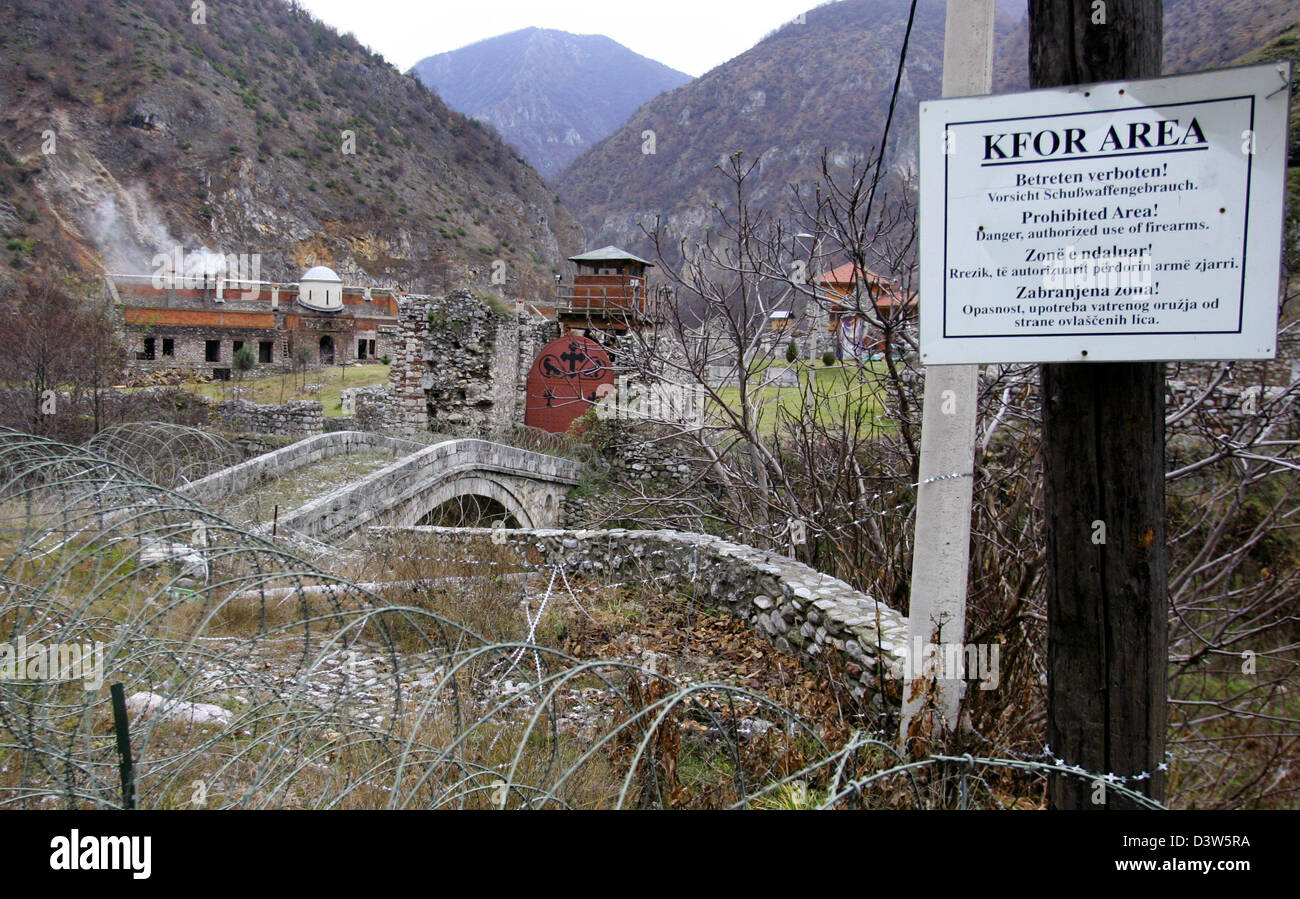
[295, 0, 819, 77]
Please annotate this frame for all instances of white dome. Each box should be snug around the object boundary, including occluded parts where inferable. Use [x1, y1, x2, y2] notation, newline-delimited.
[297, 265, 344, 312]
[300, 265, 342, 282]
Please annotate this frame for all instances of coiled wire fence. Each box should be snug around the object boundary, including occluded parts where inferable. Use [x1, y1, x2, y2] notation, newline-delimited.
[0, 425, 1151, 810]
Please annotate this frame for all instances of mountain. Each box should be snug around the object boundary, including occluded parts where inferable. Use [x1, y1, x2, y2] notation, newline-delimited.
[553, 0, 980, 269]
[0, 0, 585, 298]
[410, 28, 693, 179]
[1162, 0, 1300, 76]
[557, 0, 1300, 271]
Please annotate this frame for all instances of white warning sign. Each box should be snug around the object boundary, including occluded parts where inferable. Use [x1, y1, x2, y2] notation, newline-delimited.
[919, 62, 1291, 364]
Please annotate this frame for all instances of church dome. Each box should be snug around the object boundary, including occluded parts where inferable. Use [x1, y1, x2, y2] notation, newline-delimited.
[300, 265, 342, 282]
[298, 265, 344, 311]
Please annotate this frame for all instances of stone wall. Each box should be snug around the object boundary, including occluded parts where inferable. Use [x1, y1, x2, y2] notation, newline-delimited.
[386, 295, 434, 435]
[603, 435, 696, 486]
[377, 526, 909, 704]
[1172, 331, 1300, 390]
[385, 290, 550, 437]
[972, 333, 1299, 445]
[228, 434, 298, 459]
[515, 310, 559, 420]
[1164, 333, 1300, 436]
[331, 386, 391, 433]
[562, 419, 703, 526]
[213, 399, 323, 437]
[1166, 379, 1298, 437]
[421, 290, 505, 434]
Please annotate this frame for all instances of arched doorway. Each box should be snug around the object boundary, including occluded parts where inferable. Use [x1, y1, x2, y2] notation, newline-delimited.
[319, 335, 335, 365]
[524, 335, 614, 433]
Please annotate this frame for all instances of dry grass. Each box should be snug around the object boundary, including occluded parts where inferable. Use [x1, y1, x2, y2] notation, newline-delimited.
[187, 364, 391, 418]
[0, 426, 1155, 810]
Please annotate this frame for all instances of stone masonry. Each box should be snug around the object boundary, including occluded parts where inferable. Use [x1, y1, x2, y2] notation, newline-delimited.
[386, 289, 557, 437]
[274, 438, 584, 540]
[213, 398, 323, 437]
[382, 526, 910, 704]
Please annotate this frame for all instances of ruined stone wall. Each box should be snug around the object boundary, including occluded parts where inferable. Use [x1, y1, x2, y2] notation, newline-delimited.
[489, 306, 521, 428]
[330, 386, 391, 433]
[562, 419, 702, 526]
[515, 311, 559, 421]
[381, 526, 910, 704]
[386, 290, 554, 437]
[1171, 331, 1300, 390]
[421, 290, 506, 435]
[375, 325, 400, 363]
[602, 433, 696, 486]
[969, 331, 1299, 444]
[386, 295, 432, 435]
[214, 399, 323, 437]
[354, 387, 391, 432]
[1165, 379, 1298, 438]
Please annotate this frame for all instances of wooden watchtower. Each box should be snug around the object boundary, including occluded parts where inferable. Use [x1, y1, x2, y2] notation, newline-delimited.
[555, 246, 660, 335]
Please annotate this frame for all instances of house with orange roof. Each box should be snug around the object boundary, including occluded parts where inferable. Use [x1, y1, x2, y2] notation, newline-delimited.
[815, 262, 915, 359]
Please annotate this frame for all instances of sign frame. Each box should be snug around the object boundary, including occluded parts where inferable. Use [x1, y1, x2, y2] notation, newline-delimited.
[919, 62, 1292, 365]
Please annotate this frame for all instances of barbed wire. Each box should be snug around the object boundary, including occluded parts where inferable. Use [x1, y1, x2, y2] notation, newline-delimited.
[0, 427, 1169, 810]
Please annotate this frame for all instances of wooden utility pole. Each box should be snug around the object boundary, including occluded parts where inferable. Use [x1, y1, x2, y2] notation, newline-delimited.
[1029, 0, 1168, 809]
[900, 0, 994, 760]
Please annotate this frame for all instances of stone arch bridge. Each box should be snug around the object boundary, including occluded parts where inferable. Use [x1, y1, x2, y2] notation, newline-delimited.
[182, 431, 910, 703]
[183, 431, 584, 541]
[277, 437, 583, 540]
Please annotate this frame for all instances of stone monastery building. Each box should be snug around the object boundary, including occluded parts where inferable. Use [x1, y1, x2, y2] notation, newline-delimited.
[106, 265, 400, 380]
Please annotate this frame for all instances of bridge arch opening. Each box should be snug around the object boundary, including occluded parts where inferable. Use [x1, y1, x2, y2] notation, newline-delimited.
[400, 474, 540, 530]
[417, 494, 521, 529]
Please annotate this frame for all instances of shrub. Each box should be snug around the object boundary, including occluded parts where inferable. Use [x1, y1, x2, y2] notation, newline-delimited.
[233, 345, 255, 378]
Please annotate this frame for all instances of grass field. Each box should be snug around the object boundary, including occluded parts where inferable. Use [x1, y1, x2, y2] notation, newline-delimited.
[188, 364, 391, 417]
[710, 362, 894, 434]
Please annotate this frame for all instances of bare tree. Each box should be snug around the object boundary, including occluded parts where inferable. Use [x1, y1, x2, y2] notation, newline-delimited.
[566, 144, 1300, 807]
[0, 274, 126, 439]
